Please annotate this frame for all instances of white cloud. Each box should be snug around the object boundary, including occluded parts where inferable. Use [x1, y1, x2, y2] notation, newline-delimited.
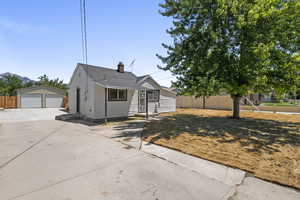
[0, 19, 50, 34]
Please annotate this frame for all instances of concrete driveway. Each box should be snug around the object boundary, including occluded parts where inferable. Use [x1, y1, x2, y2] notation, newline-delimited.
[1, 117, 299, 200]
[0, 108, 66, 123]
[0, 119, 234, 200]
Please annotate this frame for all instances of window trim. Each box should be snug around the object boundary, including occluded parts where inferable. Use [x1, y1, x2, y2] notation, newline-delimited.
[147, 89, 160, 102]
[108, 88, 127, 101]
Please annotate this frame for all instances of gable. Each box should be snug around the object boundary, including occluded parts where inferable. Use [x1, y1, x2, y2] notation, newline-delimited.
[140, 76, 161, 90]
[138, 75, 161, 90]
[68, 64, 81, 86]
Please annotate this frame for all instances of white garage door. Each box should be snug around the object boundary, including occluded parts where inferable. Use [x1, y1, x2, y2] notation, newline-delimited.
[21, 94, 42, 108]
[45, 94, 63, 108]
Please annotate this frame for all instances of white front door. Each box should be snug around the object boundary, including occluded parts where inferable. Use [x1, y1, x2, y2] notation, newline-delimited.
[138, 90, 146, 113]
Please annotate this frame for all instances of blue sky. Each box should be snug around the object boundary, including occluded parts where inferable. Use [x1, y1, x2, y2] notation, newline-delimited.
[0, 0, 175, 87]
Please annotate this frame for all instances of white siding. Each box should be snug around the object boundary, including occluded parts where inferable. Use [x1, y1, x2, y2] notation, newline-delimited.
[94, 86, 139, 119]
[94, 85, 105, 119]
[107, 89, 136, 118]
[128, 90, 139, 114]
[141, 78, 161, 114]
[145, 89, 176, 114]
[69, 66, 95, 118]
[159, 89, 176, 113]
[69, 68, 176, 119]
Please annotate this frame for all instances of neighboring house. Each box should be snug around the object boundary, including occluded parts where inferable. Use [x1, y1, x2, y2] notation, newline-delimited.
[16, 86, 65, 108]
[68, 62, 176, 120]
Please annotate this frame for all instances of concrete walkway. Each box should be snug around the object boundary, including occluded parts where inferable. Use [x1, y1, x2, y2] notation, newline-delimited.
[141, 142, 300, 200]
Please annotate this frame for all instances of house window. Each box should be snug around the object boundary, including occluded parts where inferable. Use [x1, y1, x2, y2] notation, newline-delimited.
[147, 90, 160, 102]
[108, 89, 127, 101]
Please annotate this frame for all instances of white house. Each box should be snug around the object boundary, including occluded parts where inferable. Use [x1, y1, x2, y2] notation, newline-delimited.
[68, 62, 176, 120]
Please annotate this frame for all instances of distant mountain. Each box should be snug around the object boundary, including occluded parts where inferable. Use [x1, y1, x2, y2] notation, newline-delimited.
[0, 72, 34, 83]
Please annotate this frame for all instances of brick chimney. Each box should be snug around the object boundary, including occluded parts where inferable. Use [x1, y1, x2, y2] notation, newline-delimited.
[117, 62, 124, 73]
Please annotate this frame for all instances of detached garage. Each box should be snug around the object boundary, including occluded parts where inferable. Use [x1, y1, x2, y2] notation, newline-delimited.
[17, 86, 65, 108]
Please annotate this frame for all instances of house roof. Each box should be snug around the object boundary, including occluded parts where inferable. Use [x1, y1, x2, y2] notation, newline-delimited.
[161, 86, 177, 95]
[79, 63, 160, 90]
[76, 63, 177, 94]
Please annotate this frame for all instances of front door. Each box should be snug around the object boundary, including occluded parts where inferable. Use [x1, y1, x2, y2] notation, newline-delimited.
[138, 90, 146, 113]
[76, 88, 80, 113]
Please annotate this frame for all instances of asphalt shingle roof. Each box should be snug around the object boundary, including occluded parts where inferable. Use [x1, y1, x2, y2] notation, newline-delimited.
[80, 63, 152, 89]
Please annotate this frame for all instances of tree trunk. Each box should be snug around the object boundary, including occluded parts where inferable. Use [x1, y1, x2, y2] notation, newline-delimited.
[232, 95, 242, 119]
[203, 96, 206, 109]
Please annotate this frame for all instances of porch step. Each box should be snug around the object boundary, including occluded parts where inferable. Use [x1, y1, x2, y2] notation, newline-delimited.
[55, 113, 81, 121]
[135, 113, 159, 117]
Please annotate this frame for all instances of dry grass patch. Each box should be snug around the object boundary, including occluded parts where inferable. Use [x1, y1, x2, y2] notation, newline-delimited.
[143, 109, 300, 189]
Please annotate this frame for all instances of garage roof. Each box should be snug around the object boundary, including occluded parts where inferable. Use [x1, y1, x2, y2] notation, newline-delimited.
[16, 85, 66, 95]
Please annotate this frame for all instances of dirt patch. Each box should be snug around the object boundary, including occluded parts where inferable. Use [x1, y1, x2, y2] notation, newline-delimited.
[123, 137, 132, 142]
[143, 109, 300, 189]
[105, 116, 145, 126]
[122, 143, 134, 150]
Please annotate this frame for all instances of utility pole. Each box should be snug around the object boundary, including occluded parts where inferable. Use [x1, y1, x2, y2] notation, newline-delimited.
[80, 0, 88, 64]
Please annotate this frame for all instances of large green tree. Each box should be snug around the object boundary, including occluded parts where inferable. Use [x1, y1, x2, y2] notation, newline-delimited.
[37, 74, 68, 90]
[0, 75, 24, 96]
[157, 0, 300, 118]
[174, 74, 222, 109]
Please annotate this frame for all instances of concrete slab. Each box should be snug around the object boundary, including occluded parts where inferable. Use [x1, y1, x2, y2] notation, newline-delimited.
[2, 119, 299, 200]
[0, 120, 232, 200]
[0, 108, 66, 123]
[232, 177, 300, 200]
[90, 120, 145, 149]
[8, 154, 233, 200]
[0, 120, 66, 167]
[141, 142, 246, 186]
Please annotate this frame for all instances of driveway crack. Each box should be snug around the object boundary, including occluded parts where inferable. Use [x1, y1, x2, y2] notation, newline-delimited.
[0, 124, 66, 170]
[223, 172, 248, 200]
[7, 154, 142, 200]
